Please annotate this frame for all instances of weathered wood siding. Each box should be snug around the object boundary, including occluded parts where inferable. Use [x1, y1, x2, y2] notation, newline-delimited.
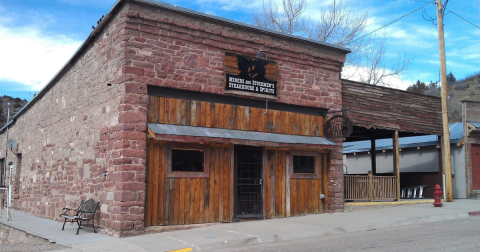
[342, 80, 443, 135]
[146, 141, 233, 226]
[147, 96, 325, 137]
[264, 149, 326, 219]
[264, 150, 287, 218]
[290, 178, 325, 216]
[147, 143, 327, 226]
[146, 95, 328, 226]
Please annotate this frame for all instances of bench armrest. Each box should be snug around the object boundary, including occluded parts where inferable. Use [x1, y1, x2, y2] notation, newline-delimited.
[60, 208, 79, 216]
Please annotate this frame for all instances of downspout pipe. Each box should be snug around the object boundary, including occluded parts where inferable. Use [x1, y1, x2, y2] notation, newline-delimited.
[2, 102, 10, 188]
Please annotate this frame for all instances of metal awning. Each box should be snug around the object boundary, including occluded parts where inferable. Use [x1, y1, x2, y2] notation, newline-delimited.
[147, 123, 337, 147]
[469, 121, 480, 129]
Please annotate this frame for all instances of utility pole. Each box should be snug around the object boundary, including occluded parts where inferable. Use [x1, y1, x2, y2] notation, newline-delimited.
[436, 0, 453, 202]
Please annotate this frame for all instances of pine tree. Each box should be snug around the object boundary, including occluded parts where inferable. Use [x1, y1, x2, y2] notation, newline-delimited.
[446, 72, 456, 84]
[406, 80, 428, 94]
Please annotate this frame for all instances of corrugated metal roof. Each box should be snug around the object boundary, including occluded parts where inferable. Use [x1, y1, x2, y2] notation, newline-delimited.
[343, 122, 464, 154]
[148, 123, 337, 146]
[469, 121, 480, 128]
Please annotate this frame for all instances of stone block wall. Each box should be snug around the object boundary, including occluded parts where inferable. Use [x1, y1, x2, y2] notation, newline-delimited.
[0, 7, 145, 237]
[119, 1, 346, 212]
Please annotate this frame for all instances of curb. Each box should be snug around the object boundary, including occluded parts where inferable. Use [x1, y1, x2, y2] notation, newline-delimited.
[344, 200, 434, 206]
[195, 212, 474, 251]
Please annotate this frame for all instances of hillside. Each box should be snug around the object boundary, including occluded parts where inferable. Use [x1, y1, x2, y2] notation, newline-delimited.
[408, 72, 480, 122]
[0, 96, 28, 127]
[446, 73, 480, 122]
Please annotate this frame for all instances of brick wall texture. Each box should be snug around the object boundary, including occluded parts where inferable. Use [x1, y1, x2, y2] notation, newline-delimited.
[0, 0, 347, 236]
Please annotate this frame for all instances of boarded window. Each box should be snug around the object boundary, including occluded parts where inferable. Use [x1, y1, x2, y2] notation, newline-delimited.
[172, 149, 204, 172]
[293, 155, 315, 174]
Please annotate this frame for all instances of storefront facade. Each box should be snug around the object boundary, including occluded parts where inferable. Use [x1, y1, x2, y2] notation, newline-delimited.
[144, 86, 335, 226]
[0, 0, 349, 236]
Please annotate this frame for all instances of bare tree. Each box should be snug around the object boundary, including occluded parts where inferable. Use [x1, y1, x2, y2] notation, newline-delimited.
[352, 35, 409, 86]
[252, 0, 308, 34]
[252, 0, 409, 86]
[307, 0, 368, 66]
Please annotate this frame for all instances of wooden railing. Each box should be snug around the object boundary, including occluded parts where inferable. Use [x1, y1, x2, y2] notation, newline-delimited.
[344, 172, 397, 201]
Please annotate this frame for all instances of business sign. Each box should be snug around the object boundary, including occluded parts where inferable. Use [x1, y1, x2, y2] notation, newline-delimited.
[226, 73, 276, 95]
[224, 53, 278, 96]
[324, 115, 353, 138]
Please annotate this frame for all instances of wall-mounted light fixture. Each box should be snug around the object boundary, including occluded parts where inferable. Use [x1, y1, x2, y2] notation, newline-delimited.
[256, 50, 267, 60]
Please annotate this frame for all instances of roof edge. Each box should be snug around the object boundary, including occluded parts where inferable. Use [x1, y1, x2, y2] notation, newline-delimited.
[461, 100, 480, 104]
[1, 0, 124, 134]
[341, 79, 443, 100]
[133, 0, 351, 53]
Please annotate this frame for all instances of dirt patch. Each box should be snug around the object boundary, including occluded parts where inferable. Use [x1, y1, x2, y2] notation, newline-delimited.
[0, 223, 67, 252]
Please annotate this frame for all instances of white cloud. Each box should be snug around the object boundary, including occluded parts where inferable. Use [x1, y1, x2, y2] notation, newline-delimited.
[342, 65, 413, 90]
[0, 20, 82, 92]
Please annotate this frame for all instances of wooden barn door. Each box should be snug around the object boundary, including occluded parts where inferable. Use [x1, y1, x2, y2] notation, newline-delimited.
[234, 146, 263, 218]
[472, 145, 480, 190]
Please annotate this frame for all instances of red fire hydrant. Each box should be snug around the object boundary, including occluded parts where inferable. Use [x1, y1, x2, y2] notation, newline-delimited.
[433, 184, 443, 207]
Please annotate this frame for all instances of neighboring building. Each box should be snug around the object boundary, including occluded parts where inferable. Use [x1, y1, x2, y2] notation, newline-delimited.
[462, 100, 480, 198]
[344, 103, 480, 200]
[0, 0, 348, 237]
[343, 123, 463, 199]
[341, 80, 443, 201]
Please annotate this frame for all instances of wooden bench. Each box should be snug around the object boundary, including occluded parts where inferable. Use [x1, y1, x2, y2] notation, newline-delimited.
[60, 199, 99, 235]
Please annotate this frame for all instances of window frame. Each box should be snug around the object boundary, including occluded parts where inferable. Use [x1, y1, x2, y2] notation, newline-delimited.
[167, 143, 210, 178]
[289, 151, 323, 179]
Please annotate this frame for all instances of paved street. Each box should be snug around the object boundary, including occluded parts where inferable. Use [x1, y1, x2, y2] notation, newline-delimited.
[218, 216, 480, 252]
[1, 200, 480, 252]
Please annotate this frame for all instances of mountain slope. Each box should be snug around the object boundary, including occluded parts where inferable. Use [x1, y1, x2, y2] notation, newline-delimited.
[0, 96, 28, 127]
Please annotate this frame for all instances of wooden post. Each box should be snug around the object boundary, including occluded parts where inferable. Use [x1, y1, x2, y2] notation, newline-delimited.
[368, 171, 373, 202]
[285, 153, 291, 217]
[393, 131, 401, 201]
[438, 136, 445, 198]
[436, 0, 453, 202]
[371, 138, 376, 175]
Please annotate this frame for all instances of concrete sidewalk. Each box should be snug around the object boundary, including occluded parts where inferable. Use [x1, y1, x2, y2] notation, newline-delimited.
[1, 199, 479, 252]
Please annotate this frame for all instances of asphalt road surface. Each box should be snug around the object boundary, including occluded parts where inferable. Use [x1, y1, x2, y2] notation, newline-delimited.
[217, 216, 480, 252]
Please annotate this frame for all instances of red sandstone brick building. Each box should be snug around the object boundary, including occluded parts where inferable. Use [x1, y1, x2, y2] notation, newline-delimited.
[0, 0, 350, 236]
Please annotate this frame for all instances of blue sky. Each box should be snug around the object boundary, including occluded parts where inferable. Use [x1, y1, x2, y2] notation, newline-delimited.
[0, 0, 478, 101]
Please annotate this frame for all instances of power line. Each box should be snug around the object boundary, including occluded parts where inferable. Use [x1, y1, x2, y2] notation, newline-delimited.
[352, 2, 431, 43]
[446, 9, 480, 30]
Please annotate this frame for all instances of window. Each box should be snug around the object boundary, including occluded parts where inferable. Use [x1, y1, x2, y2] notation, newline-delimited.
[289, 151, 324, 179]
[293, 155, 315, 174]
[172, 149, 204, 172]
[167, 143, 210, 178]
